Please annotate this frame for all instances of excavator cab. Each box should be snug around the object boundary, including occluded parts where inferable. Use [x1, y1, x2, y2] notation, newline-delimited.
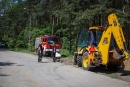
[74, 27, 104, 66]
[76, 27, 104, 55]
[76, 28, 88, 54]
[88, 27, 104, 47]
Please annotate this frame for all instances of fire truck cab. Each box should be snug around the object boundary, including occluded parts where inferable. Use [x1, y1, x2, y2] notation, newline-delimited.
[35, 35, 62, 56]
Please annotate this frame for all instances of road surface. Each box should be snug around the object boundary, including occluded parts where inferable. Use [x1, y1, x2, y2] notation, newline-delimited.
[0, 50, 130, 87]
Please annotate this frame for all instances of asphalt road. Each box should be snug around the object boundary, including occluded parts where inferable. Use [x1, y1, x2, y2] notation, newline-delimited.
[0, 50, 130, 87]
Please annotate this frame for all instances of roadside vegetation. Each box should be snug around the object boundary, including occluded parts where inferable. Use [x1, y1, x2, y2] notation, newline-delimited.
[0, 0, 130, 58]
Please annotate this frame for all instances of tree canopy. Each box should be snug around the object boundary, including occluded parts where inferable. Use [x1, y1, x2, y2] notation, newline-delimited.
[0, 0, 130, 52]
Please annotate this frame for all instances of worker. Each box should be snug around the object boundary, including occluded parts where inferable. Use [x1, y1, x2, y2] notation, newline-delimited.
[52, 42, 56, 62]
[38, 44, 43, 62]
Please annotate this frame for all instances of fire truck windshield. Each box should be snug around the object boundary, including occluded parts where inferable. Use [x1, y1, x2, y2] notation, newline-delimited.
[48, 37, 60, 44]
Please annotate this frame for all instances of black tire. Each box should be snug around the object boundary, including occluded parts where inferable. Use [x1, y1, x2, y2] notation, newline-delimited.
[73, 57, 77, 65]
[82, 52, 91, 70]
[77, 56, 82, 67]
[73, 55, 77, 65]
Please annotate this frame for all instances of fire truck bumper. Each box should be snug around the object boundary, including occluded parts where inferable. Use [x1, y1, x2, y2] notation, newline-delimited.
[45, 49, 61, 52]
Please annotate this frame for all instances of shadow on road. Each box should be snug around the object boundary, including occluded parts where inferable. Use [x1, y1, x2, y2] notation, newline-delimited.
[17, 64, 24, 66]
[90, 66, 117, 74]
[120, 70, 130, 76]
[0, 62, 17, 66]
[0, 48, 8, 51]
[40, 61, 50, 63]
[90, 66, 130, 76]
[0, 73, 10, 76]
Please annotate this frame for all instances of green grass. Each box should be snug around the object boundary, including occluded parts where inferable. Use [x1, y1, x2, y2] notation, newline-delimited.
[10, 47, 74, 58]
[9, 48, 35, 54]
[60, 49, 73, 59]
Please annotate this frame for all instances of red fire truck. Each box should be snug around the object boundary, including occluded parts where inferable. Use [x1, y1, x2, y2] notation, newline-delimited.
[35, 35, 62, 56]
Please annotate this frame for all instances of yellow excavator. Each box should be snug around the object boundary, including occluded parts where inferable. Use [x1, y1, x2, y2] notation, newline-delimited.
[73, 13, 130, 71]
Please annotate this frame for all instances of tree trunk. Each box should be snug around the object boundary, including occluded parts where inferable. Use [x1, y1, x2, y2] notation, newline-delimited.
[69, 26, 71, 53]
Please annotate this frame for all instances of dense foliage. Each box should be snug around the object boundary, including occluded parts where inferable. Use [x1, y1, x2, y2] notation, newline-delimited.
[0, 0, 130, 53]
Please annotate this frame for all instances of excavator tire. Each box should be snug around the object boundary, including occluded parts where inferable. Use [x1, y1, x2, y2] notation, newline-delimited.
[77, 56, 82, 67]
[82, 52, 91, 70]
[73, 52, 77, 65]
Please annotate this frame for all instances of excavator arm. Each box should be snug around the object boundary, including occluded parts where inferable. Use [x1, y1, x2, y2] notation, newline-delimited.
[108, 14, 129, 59]
[98, 14, 129, 65]
[108, 14, 125, 49]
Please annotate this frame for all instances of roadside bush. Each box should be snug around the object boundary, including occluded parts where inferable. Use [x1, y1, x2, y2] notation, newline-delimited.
[7, 38, 16, 49]
[16, 25, 52, 52]
[60, 49, 73, 58]
[62, 37, 69, 50]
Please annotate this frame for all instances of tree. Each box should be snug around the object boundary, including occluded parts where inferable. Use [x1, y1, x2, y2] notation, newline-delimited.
[0, 0, 130, 52]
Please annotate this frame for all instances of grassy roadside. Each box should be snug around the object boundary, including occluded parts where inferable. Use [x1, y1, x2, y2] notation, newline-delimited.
[9, 48, 35, 55]
[11, 48, 74, 58]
